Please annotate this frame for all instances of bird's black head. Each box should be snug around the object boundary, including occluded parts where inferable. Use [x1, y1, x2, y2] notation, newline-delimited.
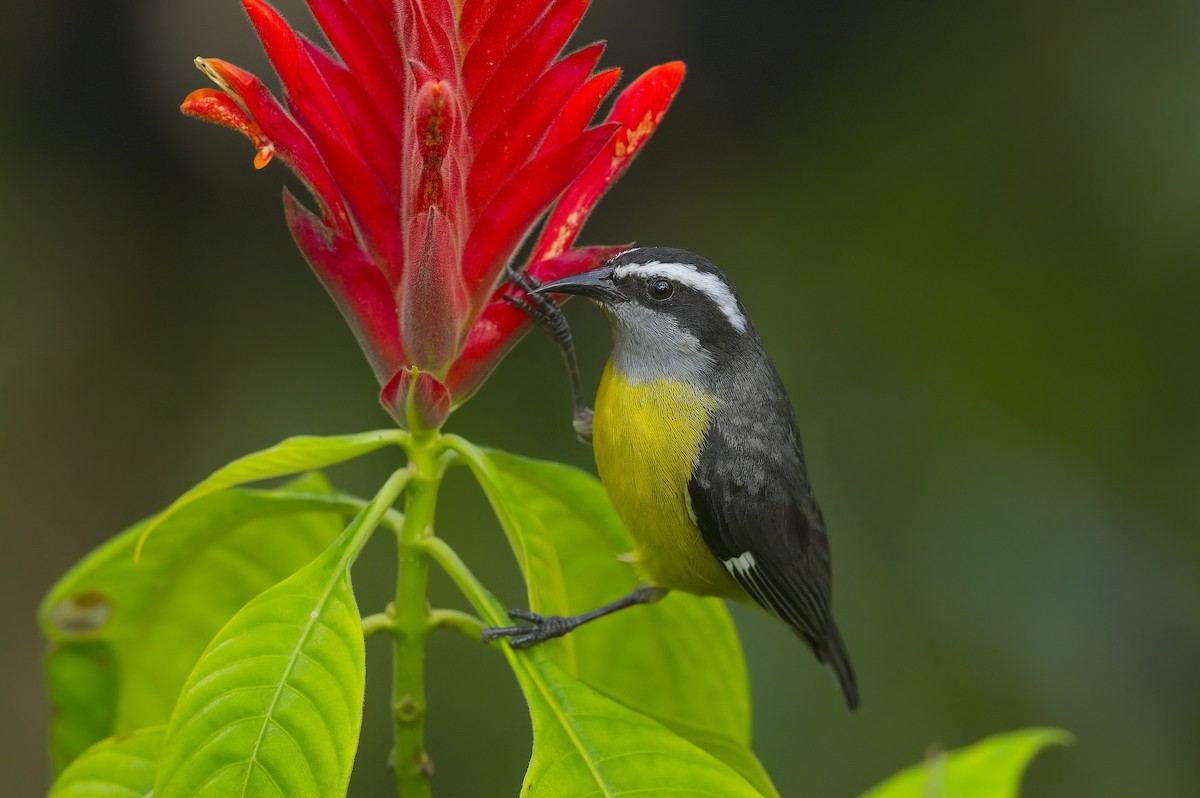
[537, 248, 754, 372]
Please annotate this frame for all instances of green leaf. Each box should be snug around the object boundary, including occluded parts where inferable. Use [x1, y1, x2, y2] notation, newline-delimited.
[48, 726, 164, 798]
[427, 536, 767, 797]
[861, 728, 1072, 798]
[41, 474, 353, 772]
[152, 488, 382, 798]
[454, 442, 775, 796]
[515, 648, 766, 797]
[44, 641, 119, 775]
[134, 429, 405, 556]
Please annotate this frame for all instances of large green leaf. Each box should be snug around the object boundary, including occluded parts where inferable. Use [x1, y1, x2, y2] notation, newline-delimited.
[429, 532, 767, 796]
[153, 490, 380, 798]
[48, 726, 164, 798]
[514, 647, 766, 797]
[134, 429, 405, 555]
[44, 642, 119, 776]
[456, 443, 775, 796]
[41, 474, 353, 772]
[861, 728, 1072, 798]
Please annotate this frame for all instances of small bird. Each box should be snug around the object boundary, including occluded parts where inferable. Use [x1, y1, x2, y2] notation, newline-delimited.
[486, 247, 858, 709]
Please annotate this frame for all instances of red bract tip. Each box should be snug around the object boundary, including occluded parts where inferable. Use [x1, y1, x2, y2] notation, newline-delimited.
[468, 44, 605, 214]
[186, 0, 684, 429]
[181, 88, 275, 169]
[540, 66, 620, 154]
[532, 62, 685, 262]
[194, 57, 351, 233]
[463, 123, 619, 312]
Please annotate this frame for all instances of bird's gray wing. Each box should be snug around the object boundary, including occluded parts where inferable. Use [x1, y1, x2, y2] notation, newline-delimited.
[687, 417, 859, 708]
[685, 419, 835, 648]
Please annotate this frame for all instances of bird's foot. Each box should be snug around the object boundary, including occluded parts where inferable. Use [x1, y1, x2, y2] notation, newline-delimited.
[505, 264, 541, 294]
[482, 608, 577, 649]
[573, 407, 593, 444]
[503, 267, 562, 330]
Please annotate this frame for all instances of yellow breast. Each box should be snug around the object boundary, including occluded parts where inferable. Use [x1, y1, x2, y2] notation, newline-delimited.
[593, 360, 742, 598]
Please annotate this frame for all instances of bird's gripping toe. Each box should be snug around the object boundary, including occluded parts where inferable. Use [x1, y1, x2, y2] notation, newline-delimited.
[482, 609, 579, 649]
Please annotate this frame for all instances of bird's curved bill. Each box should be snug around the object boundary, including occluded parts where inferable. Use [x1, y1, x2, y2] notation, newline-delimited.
[534, 266, 626, 304]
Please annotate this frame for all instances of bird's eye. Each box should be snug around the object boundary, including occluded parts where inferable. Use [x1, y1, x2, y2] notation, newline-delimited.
[649, 279, 673, 301]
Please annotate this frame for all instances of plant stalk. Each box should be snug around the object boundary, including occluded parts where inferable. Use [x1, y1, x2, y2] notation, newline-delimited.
[428, 608, 487, 639]
[362, 611, 396, 637]
[421, 535, 509, 627]
[392, 434, 440, 798]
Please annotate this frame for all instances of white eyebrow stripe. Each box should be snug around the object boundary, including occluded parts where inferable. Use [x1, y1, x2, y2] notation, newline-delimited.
[612, 260, 748, 332]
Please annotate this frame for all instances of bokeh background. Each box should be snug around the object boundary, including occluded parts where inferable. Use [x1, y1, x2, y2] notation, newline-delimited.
[3, 0, 1199, 795]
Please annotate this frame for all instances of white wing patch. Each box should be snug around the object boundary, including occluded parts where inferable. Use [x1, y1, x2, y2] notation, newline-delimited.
[613, 260, 748, 332]
[723, 550, 821, 637]
[723, 551, 757, 578]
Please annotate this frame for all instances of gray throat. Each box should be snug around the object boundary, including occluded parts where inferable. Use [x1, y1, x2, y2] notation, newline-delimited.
[605, 302, 716, 385]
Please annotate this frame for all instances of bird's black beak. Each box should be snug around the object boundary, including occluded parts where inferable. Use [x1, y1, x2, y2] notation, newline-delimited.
[534, 266, 625, 304]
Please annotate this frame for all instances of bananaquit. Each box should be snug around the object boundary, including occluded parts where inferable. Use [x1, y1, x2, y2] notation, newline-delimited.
[486, 247, 858, 709]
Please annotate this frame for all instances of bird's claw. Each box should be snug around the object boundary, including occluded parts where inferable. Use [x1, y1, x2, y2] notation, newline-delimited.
[504, 607, 544, 622]
[504, 267, 563, 330]
[505, 265, 542, 294]
[502, 294, 533, 312]
[573, 408, 593, 444]
[501, 294, 562, 332]
[482, 609, 575, 649]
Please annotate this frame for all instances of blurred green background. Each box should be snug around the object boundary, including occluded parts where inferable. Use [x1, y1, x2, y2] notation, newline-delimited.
[3, 0, 1198, 795]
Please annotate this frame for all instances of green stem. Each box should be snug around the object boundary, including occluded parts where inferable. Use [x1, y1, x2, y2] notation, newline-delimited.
[420, 535, 509, 628]
[428, 608, 487, 639]
[362, 611, 395, 637]
[348, 468, 413, 560]
[392, 434, 440, 798]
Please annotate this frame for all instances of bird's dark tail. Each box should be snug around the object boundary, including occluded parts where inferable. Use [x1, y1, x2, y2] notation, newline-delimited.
[818, 623, 859, 710]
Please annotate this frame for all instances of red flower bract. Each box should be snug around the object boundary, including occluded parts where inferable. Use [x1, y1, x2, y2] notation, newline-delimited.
[182, 0, 684, 429]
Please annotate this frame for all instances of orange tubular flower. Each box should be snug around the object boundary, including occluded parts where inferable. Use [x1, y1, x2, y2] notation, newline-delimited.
[182, 0, 684, 429]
